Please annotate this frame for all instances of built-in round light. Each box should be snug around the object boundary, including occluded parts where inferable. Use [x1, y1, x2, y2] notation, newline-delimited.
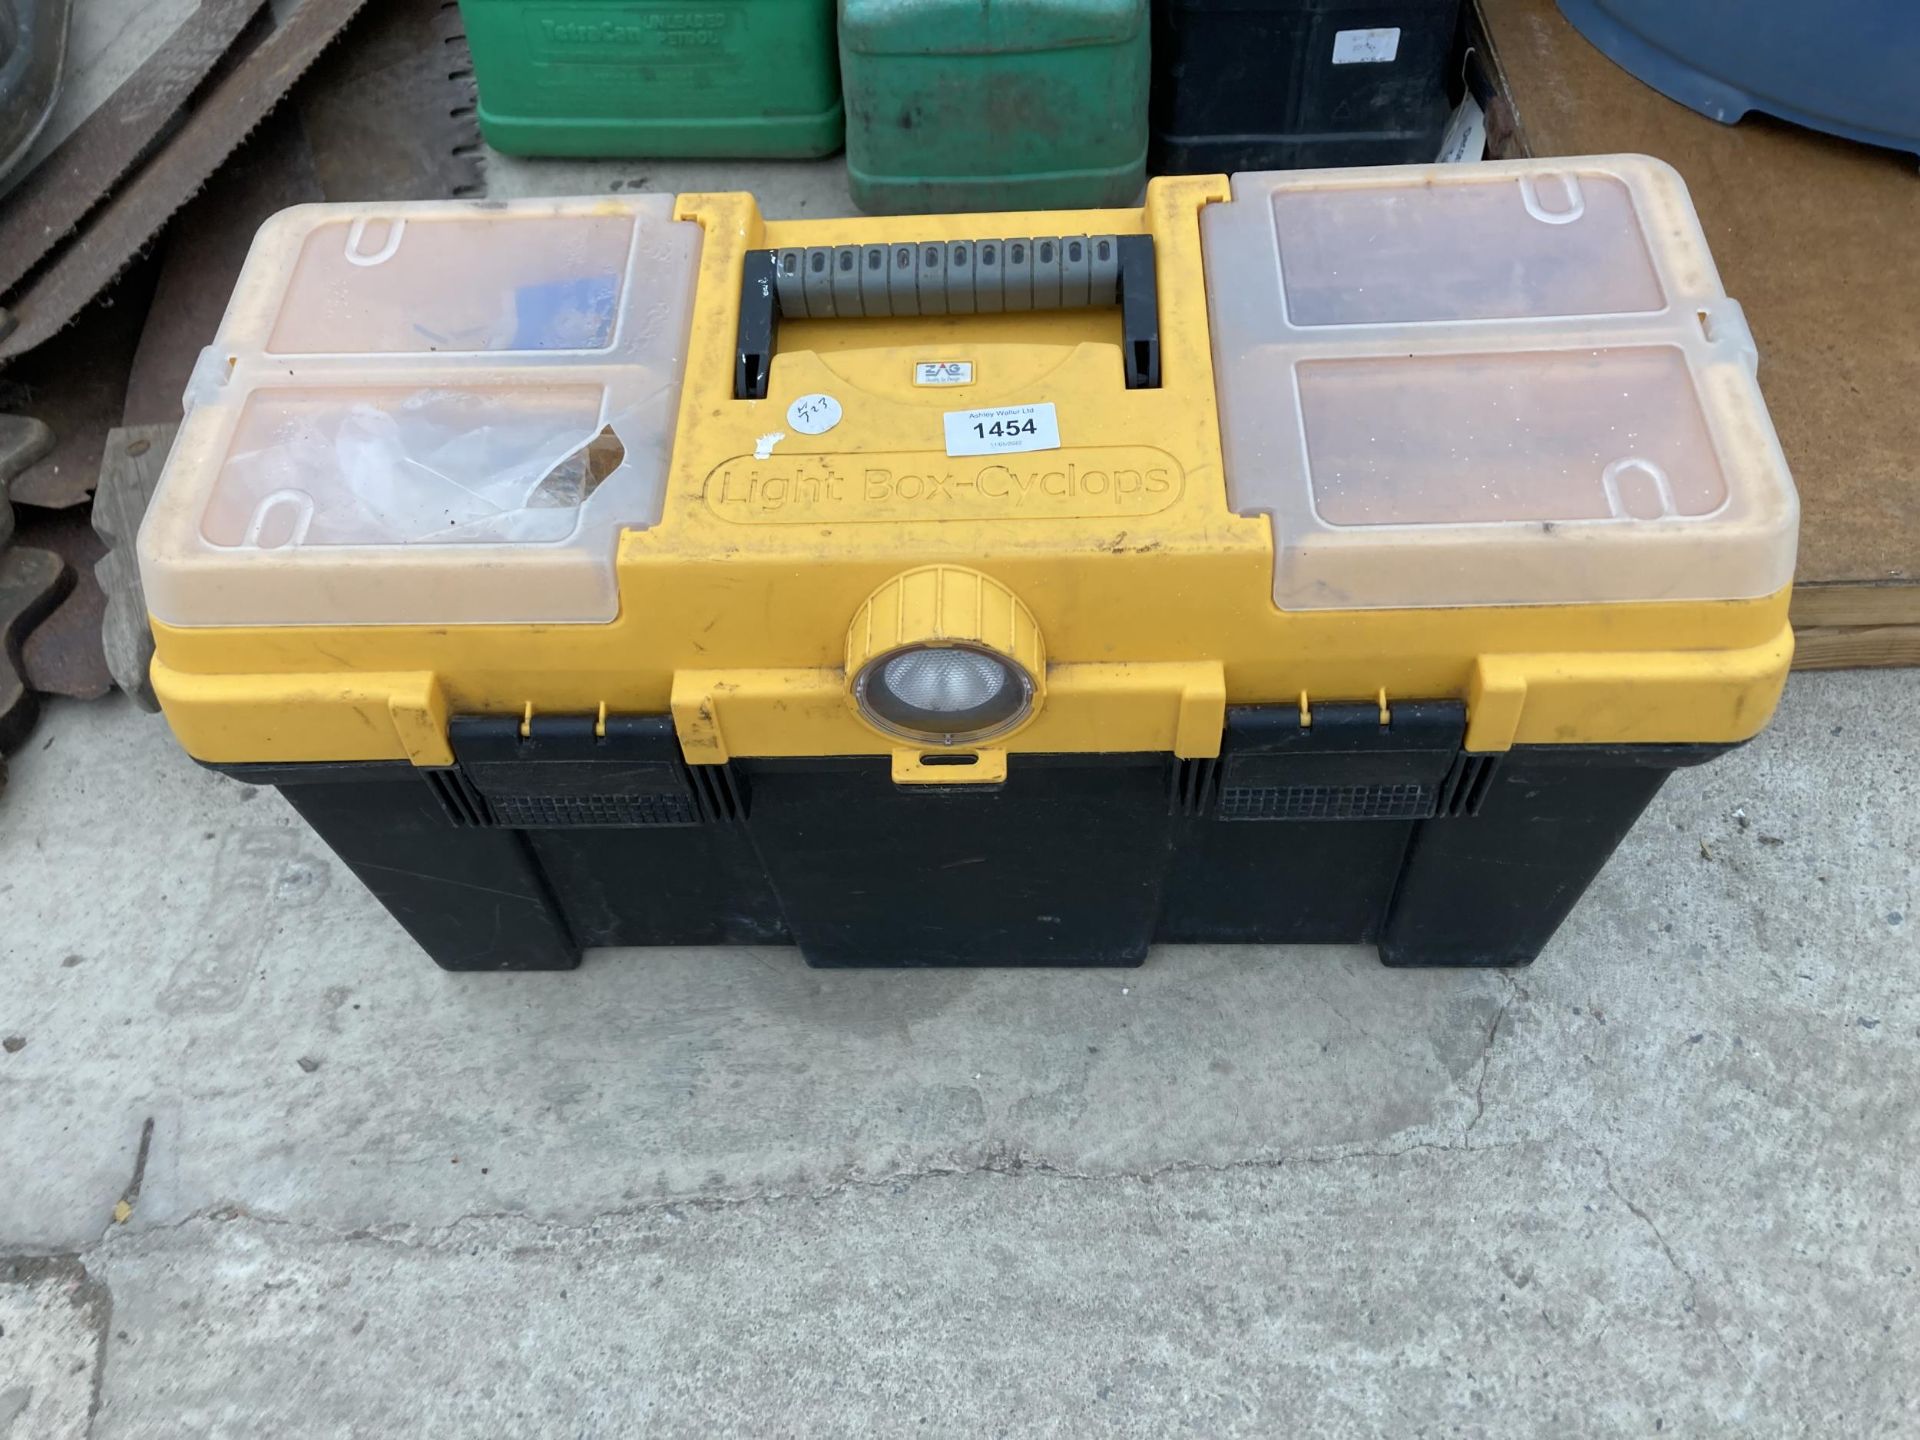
[844, 566, 1046, 749]
[854, 643, 1034, 744]
[882, 648, 1007, 712]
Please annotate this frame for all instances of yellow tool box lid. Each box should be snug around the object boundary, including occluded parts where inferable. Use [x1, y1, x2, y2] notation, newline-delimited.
[139, 194, 701, 626]
[137, 166, 1797, 770]
[1203, 156, 1799, 611]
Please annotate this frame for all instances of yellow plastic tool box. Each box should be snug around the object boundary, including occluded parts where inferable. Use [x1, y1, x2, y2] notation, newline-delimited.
[138, 158, 1797, 969]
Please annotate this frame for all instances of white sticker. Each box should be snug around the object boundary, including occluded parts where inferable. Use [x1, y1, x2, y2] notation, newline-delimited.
[1332, 27, 1400, 63]
[786, 393, 842, 435]
[1437, 94, 1487, 164]
[943, 402, 1061, 458]
[915, 360, 975, 387]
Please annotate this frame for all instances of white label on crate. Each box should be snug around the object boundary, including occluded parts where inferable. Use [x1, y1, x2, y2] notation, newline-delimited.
[786, 392, 843, 435]
[943, 402, 1061, 457]
[1437, 94, 1488, 163]
[915, 360, 975, 386]
[1332, 27, 1401, 63]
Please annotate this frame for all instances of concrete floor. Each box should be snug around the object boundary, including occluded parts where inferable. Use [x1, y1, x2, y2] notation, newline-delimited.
[484, 151, 861, 217]
[0, 670, 1914, 1436]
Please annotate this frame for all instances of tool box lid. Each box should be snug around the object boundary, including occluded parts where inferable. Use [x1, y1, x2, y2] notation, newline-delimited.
[1201, 155, 1799, 610]
[138, 195, 701, 626]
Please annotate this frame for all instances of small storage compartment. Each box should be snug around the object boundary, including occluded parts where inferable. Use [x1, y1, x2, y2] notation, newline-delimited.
[840, 0, 1150, 214]
[457, 0, 842, 158]
[138, 195, 703, 627]
[1201, 157, 1799, 611]
[1151, 0, 1462, 174]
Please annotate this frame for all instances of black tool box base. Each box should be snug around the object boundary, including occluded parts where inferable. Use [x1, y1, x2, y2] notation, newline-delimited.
[215, 706, 1728, 973]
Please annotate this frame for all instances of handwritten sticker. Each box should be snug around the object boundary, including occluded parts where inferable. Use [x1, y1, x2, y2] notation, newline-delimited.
[787, 393, 843, 435]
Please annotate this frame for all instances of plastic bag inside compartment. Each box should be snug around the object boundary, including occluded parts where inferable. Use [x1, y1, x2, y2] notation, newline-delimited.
[201, 387, 629, 549]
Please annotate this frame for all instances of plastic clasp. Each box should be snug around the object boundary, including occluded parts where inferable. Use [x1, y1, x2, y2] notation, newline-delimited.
[891, 748, 1008, 785]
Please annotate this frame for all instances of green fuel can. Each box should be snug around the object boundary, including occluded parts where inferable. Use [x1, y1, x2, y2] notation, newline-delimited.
[458, 0, 843, 158]
[839, 0, 1150, 214]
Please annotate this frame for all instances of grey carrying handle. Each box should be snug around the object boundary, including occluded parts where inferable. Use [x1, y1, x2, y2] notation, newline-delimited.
[734, 234, 1161, 398]
[775, 236, 1121, 318]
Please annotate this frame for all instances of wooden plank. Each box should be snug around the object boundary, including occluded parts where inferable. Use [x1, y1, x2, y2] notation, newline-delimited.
[1789, 582, 1920, 631]
[1792, 625, 1920, 672]
[1477, 0, 1920, 646]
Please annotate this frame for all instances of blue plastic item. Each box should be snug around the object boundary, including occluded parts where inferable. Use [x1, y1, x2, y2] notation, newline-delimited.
[1556, 0, 1920, 159]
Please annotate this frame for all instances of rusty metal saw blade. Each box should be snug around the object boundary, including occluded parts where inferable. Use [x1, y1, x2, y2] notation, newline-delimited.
[298, 0, 486, 202]
[0, 0, 371, 363]
[0, 0, 267, 301]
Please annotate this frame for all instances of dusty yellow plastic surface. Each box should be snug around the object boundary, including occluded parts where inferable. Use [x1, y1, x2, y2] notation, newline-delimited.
[149, 177, 1794, 772]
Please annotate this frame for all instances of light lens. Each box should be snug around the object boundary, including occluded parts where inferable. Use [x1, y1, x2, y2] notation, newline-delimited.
[881, 648, 1007, 713]
[856, 645, 1032, 743]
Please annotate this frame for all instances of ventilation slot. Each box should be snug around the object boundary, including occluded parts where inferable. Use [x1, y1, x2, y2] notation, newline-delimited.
[1220, 783, 1430, 822]
[1436, 754, 1501, 818]
[685, 761, 748, 823]
[487, 793, 695, 828]
[425, 768, 493, 827]
[1169, 756, 1221, 816]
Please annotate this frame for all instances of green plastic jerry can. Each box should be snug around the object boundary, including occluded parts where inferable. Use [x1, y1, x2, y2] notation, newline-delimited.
[458, 0, 843, 158]
[839, 0, 1150, 214]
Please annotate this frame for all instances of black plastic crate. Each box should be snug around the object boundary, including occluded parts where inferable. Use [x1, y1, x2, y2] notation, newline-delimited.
[1150, 0, 1463, 174]
[216, 703, 1728, 972]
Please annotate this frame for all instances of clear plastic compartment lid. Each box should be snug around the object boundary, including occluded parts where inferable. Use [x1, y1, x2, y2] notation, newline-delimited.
[1201, 156, 1799, 610]
[138, 194, 702, 627]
